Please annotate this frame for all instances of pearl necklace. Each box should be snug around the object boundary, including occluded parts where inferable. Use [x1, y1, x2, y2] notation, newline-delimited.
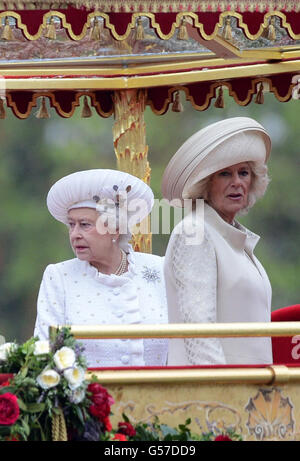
[114, 249, 128, 276]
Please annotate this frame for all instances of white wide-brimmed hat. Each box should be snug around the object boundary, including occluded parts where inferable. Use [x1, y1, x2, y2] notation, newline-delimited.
[47, 169, 154, 229]
[162, 117, 271, 203]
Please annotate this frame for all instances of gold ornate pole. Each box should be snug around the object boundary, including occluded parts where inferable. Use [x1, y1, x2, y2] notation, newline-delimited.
[112, 89, 152, 253]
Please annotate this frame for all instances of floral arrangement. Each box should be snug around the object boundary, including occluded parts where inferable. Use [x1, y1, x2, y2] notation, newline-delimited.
[0, 329, 242, 442]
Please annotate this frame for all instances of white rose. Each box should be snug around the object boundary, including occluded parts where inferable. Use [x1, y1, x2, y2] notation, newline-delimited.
[53, 346, 76, 371]
[34, 340, 50, 356]
[0, 342, 16, 361]
[64, 365, 85, 390]
[37, 368, 60, 390]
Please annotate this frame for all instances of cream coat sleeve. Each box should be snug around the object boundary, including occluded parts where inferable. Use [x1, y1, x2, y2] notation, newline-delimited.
[34, 265, 66, 340]
[165, 230, 227, 365]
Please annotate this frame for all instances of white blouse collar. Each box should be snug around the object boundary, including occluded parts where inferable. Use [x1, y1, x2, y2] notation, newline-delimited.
[204, 203, 260, 253]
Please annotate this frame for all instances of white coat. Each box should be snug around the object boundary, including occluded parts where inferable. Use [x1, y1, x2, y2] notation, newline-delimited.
[34, 248, 168, 367]
[164, 203, 273, 366]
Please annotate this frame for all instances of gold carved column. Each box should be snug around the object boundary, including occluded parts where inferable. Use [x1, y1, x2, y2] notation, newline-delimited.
[112, 89, 152, 253]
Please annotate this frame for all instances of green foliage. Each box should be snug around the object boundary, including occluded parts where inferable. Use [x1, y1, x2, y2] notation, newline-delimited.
[0, 328, 92, 441]
[114, 416, 242, 442]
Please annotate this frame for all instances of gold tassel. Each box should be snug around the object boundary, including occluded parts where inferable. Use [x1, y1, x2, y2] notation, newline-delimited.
[35, 97, 50, 119]
[255, 82, 264, 104]
[45, 18, 56, 40]
[267, 17, 276, 41]
[1, 17, 15, 41]
[52, 408, 68, 441]
[81, 96, 92, 118]
[135, 18, 145, 40]
[0, 98, 6, 119]
[178, 19, 188, 40]
[90, 17, 101, 41]
[214, 87, 224, 108]
[223, 17, 232, 41]
[172, 91, 184, 112]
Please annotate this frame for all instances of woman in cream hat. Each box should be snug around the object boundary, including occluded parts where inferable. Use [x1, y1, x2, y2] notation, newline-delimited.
[162, 117, 273, 366]
[34, 169, 168, 367]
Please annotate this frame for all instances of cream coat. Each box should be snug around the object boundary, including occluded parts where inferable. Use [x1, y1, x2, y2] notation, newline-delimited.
[164, 203, 273, 366]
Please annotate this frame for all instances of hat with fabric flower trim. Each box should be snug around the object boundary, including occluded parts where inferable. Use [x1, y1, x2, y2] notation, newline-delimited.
[161, 117, 271, 203]
[47, 169, 154, 234]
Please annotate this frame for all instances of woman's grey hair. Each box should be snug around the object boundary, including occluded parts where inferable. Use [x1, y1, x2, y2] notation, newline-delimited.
[192, 161, 270, 215]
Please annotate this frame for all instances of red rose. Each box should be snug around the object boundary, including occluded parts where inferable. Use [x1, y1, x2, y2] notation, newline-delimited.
[89, 402, 111, 421]
[113, 433, 128, 441]
[87, 383, 114, 423]
[0, 393, 20, 426]
[103, 416, 112, 432]
[118, 421, 136, 437]
[214, 435, 232, 441]
[88, 383, 114, 406]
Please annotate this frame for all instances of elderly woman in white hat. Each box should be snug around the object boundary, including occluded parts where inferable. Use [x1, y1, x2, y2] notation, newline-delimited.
[162, 117, 273, 366]
[34, 169, 168, 367]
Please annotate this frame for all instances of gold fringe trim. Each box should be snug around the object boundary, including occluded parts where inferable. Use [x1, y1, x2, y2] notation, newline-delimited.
[0, 11, 300, 41]
[5, 91, 114, 119]
[13, 1, 300, 13]
[2, 76, 296, 120]
[148, 77, 296, 115]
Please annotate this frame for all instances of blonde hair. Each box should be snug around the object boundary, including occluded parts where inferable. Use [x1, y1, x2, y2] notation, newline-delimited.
[191, 161, 270, 215]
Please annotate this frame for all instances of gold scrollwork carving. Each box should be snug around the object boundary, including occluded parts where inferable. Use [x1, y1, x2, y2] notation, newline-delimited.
[245, 388, 295, 441]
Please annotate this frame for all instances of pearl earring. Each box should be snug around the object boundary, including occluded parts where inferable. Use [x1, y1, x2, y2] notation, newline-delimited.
[112, 238, 116, 243]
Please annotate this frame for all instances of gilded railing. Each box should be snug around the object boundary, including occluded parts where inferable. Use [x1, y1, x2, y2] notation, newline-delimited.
[49, 322, 300, 385]
[49, 321, 300, 340]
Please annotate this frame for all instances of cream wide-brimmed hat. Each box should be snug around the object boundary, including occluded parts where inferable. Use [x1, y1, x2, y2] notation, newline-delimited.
[161, 117, 271, 203]
[47, 169, 154, 231]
